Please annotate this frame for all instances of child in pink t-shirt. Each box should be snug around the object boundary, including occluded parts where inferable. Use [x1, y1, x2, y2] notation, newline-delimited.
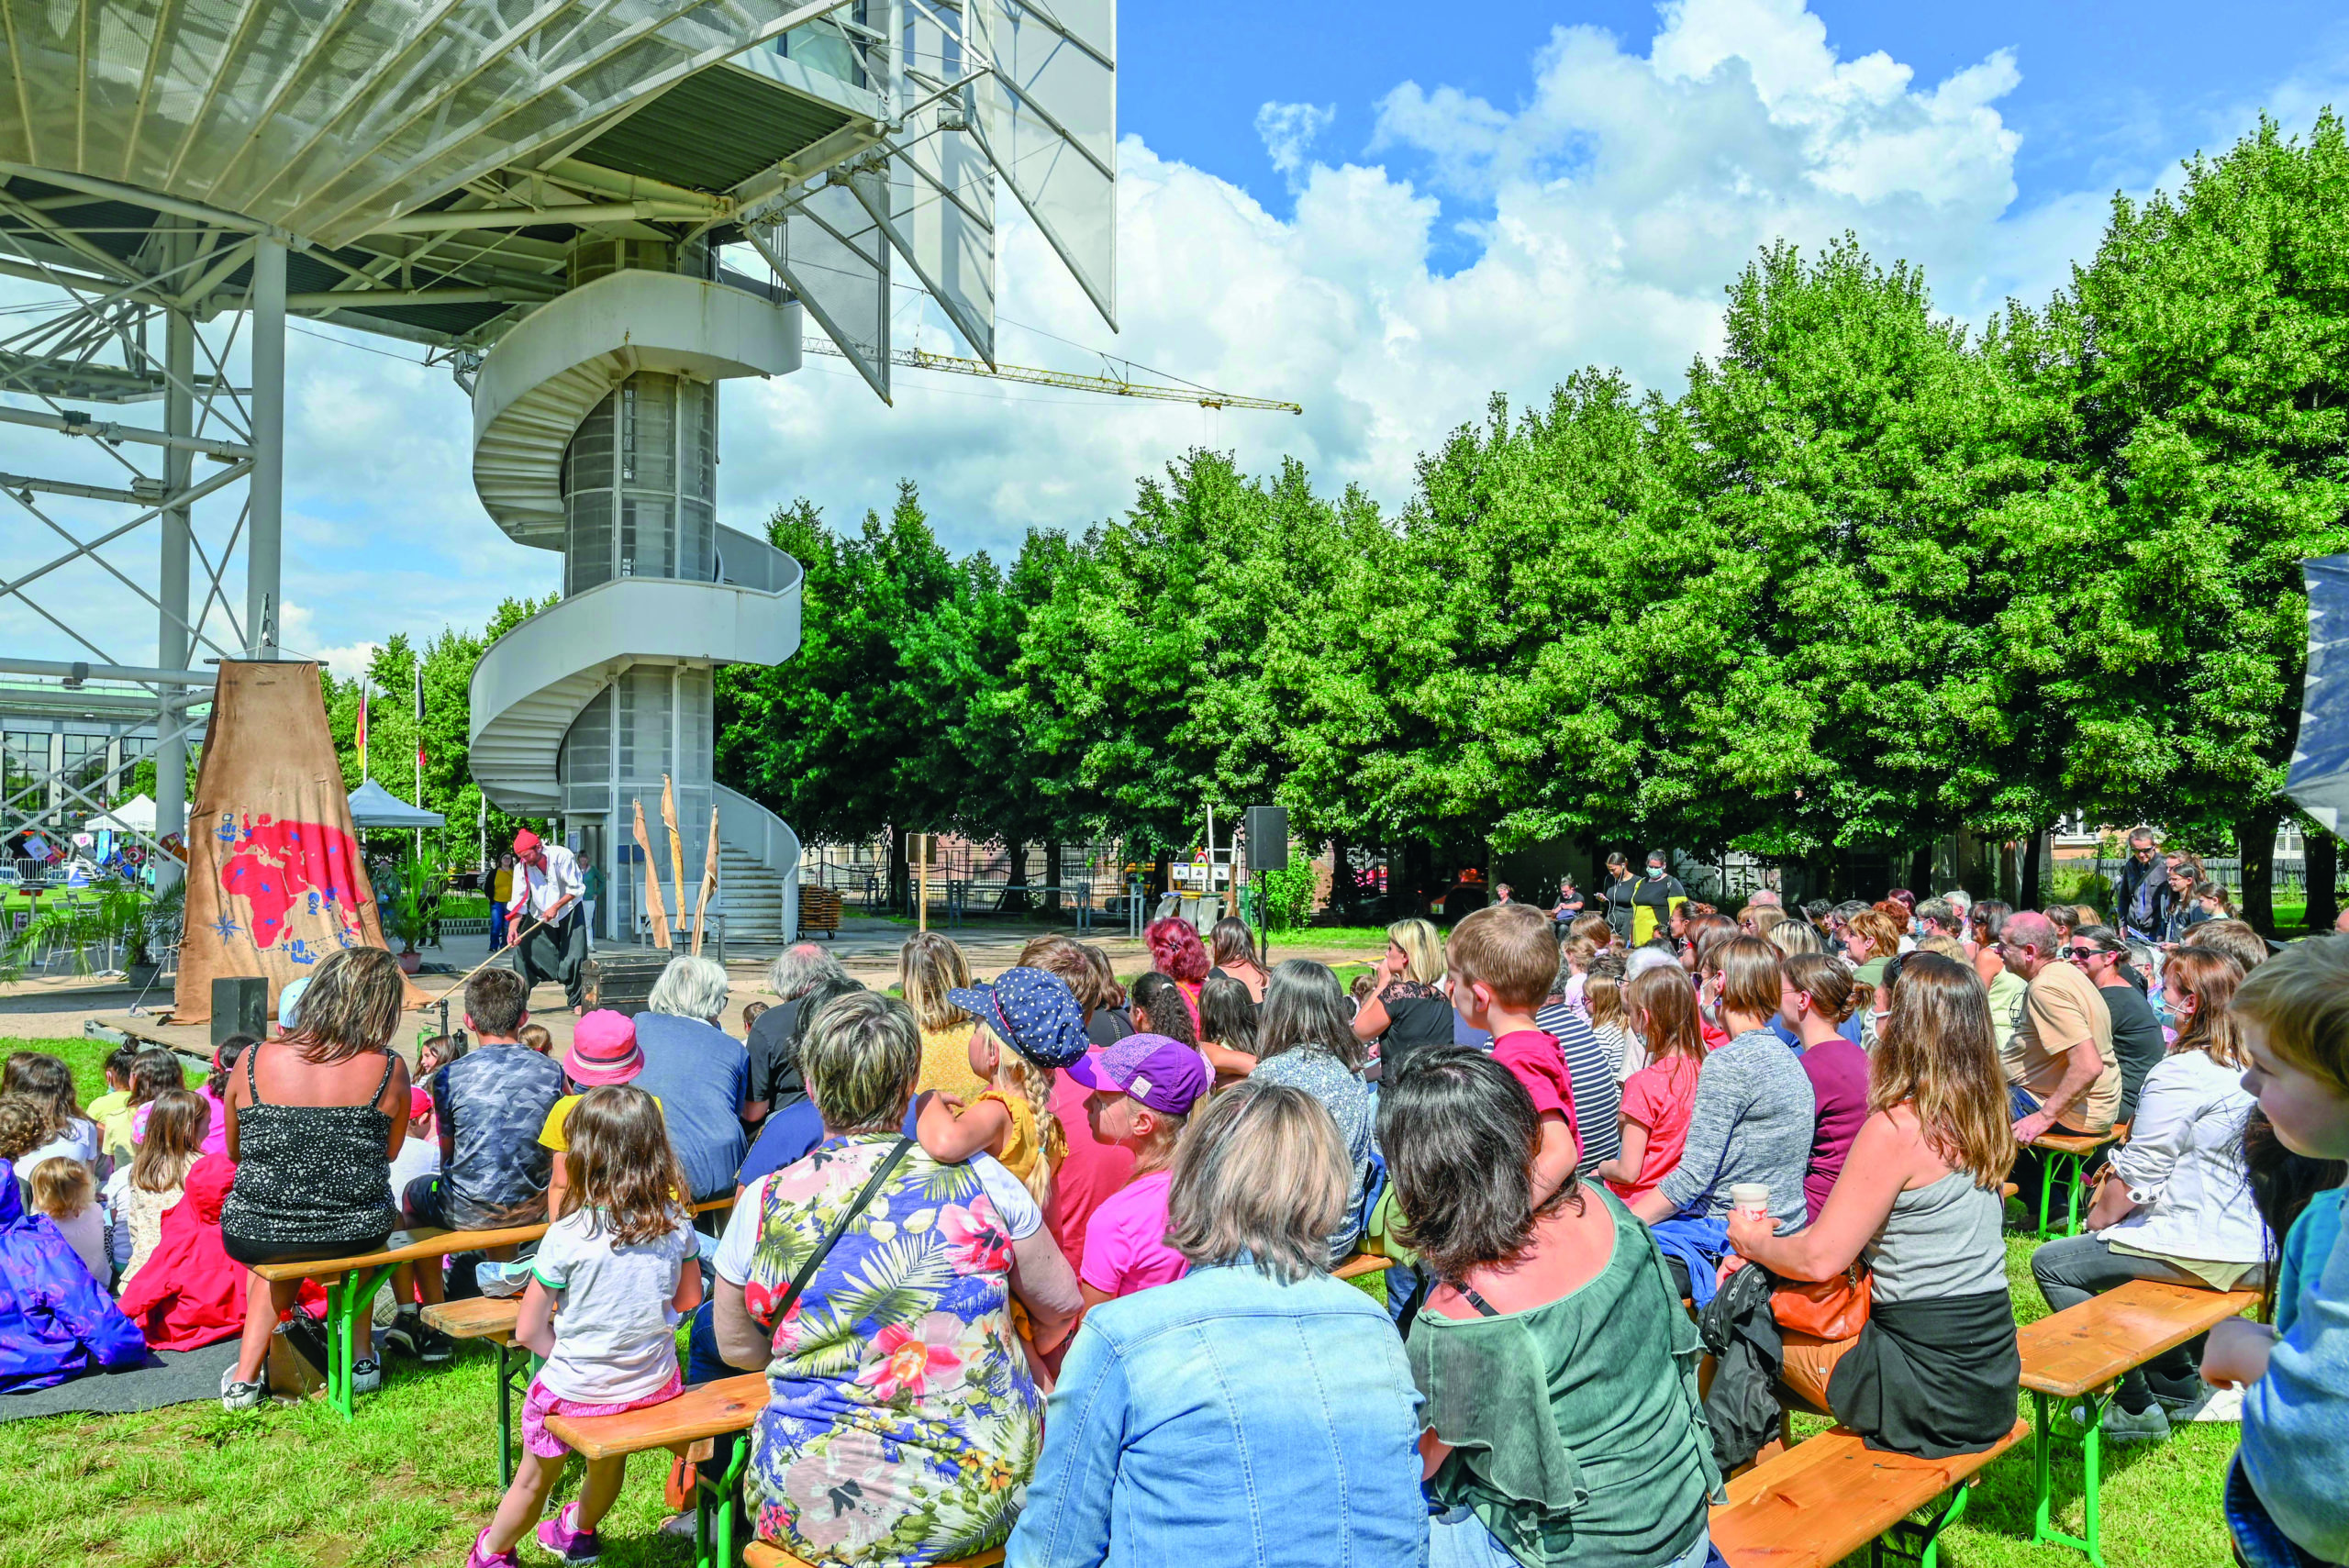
[1598, 964, 1709, 1205]
[1066, 1034, 1210, 1303]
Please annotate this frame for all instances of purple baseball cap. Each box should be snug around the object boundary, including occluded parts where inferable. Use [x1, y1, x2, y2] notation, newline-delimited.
[1065, 1033, 1209, 1117]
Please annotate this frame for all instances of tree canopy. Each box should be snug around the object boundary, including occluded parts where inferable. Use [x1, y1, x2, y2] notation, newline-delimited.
[712, 113, 2349, 925]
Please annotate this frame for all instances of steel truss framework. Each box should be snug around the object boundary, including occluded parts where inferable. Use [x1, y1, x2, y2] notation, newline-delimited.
[0, 213, 284, 882]
[0, 0, 1119, 881]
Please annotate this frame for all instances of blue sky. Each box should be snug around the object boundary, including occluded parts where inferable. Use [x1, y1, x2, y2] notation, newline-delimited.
[5, 0, 2349, 678]
[1126, 1, 2349, 247]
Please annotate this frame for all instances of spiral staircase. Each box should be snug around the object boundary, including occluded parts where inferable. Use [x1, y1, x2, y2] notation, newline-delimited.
[467, 261, 806, 944]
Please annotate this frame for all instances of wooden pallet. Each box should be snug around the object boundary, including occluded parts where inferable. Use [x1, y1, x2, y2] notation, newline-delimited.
[799, 884, 844, 936]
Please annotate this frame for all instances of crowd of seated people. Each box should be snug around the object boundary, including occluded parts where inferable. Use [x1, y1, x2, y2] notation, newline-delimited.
[2, 840, 2343, 1568]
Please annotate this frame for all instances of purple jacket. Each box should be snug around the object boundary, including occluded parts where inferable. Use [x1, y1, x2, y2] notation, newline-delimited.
[0, 1158, 147, 1391]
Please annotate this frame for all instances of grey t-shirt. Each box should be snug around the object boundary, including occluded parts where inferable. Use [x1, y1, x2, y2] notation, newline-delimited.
[431, 1041, 565, 1230]
[1654, 1028, 1816, 1228]
[1250, 1045, 1376, 1250]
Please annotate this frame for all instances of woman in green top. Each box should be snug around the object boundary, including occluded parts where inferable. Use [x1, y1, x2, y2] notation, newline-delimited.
[1381, 1051, 1721, 1568]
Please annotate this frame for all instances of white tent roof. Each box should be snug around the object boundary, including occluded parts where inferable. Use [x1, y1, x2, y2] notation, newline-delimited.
[348, 778, 446, 829]
[86, 795, 156, 832]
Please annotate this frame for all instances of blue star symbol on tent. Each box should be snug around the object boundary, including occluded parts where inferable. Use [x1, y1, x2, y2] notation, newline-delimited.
[209, 915, 241, 940]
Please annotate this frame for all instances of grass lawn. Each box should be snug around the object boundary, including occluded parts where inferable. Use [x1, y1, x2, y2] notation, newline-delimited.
[0, 1036, 2248, 1568]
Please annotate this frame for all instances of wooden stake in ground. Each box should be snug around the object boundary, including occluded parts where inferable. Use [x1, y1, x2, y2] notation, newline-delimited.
[633, 795, 672, 949]
[661, 775, 687, 928]
[691, 803, 720, 954]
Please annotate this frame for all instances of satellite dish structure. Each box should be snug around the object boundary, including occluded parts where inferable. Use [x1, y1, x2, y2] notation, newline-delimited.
[0, 0, 1118, 944]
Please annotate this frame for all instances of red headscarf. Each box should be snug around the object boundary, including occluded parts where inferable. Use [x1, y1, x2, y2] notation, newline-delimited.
[118, 1154, 323, 1351]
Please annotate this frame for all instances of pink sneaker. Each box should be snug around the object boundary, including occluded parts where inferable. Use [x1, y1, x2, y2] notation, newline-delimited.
[464, 1528, 519, 1568]
[535, 1502, 602, 1564]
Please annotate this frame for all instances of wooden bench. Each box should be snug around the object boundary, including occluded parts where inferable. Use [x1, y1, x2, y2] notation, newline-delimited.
[262, 1195, 734, 1422]
[1711, 1417, 2031, 1568]
[545, 1371, 768, 1568]
[2016, 1277, 2260, 1564]
[254, 1220, 549, 1417]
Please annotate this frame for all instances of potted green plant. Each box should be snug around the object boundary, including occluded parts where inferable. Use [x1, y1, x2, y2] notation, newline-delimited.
[384, 842, 448, 973]
[5, 876, 154, 980]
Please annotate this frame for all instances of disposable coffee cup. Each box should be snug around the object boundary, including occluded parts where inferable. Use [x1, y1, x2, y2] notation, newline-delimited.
[1729, 1183, 1769, 1217]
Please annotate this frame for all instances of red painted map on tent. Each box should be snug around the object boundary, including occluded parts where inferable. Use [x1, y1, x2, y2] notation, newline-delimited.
[215, 811, 366, 960]
[175, 659, 416, 1026]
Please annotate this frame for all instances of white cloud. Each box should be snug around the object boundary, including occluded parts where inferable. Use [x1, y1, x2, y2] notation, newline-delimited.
[1255, 100, 1338, 185]
[0, 0, 2294, 672]
[723, 0, 2076, 556]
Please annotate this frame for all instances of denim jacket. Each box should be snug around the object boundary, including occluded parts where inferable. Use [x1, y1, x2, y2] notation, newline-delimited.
[1008, 1262, 1429, 1568]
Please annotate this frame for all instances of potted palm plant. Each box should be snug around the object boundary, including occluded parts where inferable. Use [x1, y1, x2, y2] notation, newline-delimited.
[384, 842, 447, 973]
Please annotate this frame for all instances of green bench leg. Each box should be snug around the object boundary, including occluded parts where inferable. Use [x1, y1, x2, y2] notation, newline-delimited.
[324, 1265, 394, 1418]
[494, 1340, 528, 1487]
[2034, 1151, 2093, 1240]
[2032, 1385, 2110, 1566]
[1867, 1479, 1974, 1568]
[692, 1439, 749, 1568]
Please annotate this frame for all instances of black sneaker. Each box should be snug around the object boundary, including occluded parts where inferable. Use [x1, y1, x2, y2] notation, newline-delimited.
[414, 1323, 455, 1364]
[381, 1309, 420, 1359]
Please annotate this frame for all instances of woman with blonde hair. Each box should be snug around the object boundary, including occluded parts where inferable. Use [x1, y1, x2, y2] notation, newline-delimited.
[2030, 946, 2263, 1441]
[1013, 1081, 1425, 1563]
[898, 930, 983, 1099]
[1728, 954, 2021, 1459]
[1842, 909, 1904, 984]
[1351, 916, 1454, 1079]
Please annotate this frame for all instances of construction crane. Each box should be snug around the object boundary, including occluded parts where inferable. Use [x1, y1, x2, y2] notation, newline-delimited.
[801, 339, 1304, 414]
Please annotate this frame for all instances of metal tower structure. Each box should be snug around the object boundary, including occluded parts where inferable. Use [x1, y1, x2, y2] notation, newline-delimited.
[0, 0, 1117, 940]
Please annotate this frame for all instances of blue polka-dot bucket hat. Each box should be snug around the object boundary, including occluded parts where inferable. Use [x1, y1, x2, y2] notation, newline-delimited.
[947, 965, 1090, 1070]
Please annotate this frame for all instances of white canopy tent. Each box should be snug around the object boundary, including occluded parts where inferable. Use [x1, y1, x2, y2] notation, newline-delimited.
[85, 795, 157, 832]
[348, 779, 446, 829]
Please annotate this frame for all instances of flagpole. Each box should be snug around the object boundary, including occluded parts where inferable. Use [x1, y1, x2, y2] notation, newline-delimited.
[358, 677, 369, 784]
[413, 662, 425, 859]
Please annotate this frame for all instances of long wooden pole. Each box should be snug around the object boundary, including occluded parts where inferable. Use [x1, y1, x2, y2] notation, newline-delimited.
[661, 774, 686, 927]
[691, 804, 720, 954]
[633, 795, 671, 948]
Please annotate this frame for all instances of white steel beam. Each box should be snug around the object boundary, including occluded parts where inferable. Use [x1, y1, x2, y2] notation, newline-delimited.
[245, 239, 284, 658]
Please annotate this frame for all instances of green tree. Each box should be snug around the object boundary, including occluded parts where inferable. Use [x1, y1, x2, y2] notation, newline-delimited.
[717, 484, 981, 906]
[2014, 114, 2349, 928]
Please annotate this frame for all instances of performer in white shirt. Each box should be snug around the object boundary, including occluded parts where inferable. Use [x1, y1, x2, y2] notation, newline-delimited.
[507, 828, 589, 1013]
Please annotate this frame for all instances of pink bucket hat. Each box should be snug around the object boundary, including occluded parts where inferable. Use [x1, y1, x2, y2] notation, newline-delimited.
[563, 1009, 642, 1087]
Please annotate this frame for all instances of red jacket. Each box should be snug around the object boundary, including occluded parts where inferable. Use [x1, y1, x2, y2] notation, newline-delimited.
[117, 1154, 319, 1351]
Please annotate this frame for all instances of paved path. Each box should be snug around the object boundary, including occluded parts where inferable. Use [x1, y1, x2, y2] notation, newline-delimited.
[0, 918, 1385, 1057]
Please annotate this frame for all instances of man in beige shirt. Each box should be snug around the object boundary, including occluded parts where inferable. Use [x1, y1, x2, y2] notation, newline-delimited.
[1998, 909, 2119, 1140]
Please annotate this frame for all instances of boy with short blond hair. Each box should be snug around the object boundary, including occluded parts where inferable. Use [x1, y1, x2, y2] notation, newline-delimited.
[2211, 939, 2349, 1568]
[1448, 902, 1601, 1199]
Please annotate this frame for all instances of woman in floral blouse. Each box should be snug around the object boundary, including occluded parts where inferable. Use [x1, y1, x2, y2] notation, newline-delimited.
[708, 989, 1082, 1566]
